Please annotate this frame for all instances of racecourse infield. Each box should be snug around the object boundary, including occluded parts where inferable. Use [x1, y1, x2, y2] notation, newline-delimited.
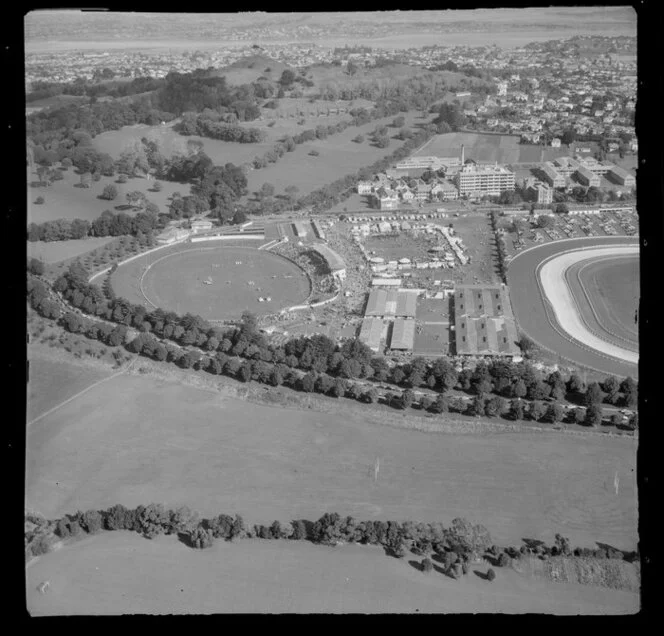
[565, 255, 639, 353]
[507, 237, 639, 378]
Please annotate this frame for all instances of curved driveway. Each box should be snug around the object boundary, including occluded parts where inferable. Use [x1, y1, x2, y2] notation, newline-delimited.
[507, 237, 639, 378]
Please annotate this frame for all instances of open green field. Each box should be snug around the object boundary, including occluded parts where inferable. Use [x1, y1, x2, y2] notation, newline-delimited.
[245, 111, 432, 197]
[27, 166, 190, 224]
[92, 122, 276, 168]
[589, 257, 639, 340]
[566, 255, 639, 351]
[26, 531, 638, 615]
[26, 372, 638, 550]
[515, 144, 575, 164]
[138, 245, 311, 320]
[27, 237, 116, 264]
[27, 351, 112, 423]
[421, 132, 521, 164]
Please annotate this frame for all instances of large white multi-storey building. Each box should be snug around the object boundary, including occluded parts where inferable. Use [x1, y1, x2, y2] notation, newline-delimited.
[453, 163, 515, 197]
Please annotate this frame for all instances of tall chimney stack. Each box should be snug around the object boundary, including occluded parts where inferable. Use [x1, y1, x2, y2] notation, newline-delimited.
[461, 144, 465, 165]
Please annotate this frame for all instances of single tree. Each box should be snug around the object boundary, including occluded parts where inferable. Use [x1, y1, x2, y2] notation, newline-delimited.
[584, 403, 603, 427]
[529, 401, 547, 421]
[567, 373, 585, 394]
[573, 407, 586, 425]
[546, 402, 565, 424]
[584, 382, 604, 407]
[401, 389, 415, 410]
[101, 184, 118, 200]
[509, 398, 524, 421]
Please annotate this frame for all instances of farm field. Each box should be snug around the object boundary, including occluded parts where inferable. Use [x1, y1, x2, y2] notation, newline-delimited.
[26, 372, 638, 550]
[27, 165, 190, 224]
[27, 237, 116, 264]
[26, 350, 112, 423]
[26, 531, 638, 615]
[566, 255, 639, 352]
[507, 237, 639, 378]
[138, 245, 311, 320]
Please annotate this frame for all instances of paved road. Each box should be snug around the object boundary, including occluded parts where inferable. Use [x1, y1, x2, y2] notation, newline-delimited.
[507, 237, 639, 378]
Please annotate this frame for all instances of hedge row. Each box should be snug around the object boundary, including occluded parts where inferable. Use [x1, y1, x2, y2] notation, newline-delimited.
[35, 505, 638, 568]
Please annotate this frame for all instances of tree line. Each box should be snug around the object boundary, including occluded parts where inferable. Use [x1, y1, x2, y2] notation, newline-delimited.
[490, 211, 508, 283]
[28, 264, 638, 433]
[27, 504, 638, 575]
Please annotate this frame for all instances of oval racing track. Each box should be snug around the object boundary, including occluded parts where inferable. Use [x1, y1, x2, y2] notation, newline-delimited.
[507, 237, 639, 378]
[539, 246, 639, 365]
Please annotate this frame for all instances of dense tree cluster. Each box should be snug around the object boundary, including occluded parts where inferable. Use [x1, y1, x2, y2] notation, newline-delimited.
[28, 208, 163, 242]
[433, 103, 468, 132]
[177, 112, 266, 143]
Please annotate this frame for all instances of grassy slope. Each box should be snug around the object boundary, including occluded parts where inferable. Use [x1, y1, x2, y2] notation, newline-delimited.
[245, 111, 433, 197]
[26, 371, 638, 550]
[27, 347, 114, 423]
[27, 237, 116, 264]
[26, 532, 638, 615]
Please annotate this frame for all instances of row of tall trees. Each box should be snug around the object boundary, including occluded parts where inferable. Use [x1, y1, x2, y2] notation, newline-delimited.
[35, 262, 639, 417]
[29, 276, 635, 435]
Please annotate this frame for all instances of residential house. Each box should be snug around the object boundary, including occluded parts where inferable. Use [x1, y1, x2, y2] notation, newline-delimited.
[357, 181, 374, 195]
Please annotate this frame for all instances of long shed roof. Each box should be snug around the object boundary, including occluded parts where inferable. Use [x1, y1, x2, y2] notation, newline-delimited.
[390, 318, 415, 350]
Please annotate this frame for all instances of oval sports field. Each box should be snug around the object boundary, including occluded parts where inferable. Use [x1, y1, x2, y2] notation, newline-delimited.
[507, 237, 639, 378]
[112, 244, 311, 321]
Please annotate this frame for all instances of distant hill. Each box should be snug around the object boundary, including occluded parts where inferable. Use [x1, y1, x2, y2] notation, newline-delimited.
[212, 54, 293, 86]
